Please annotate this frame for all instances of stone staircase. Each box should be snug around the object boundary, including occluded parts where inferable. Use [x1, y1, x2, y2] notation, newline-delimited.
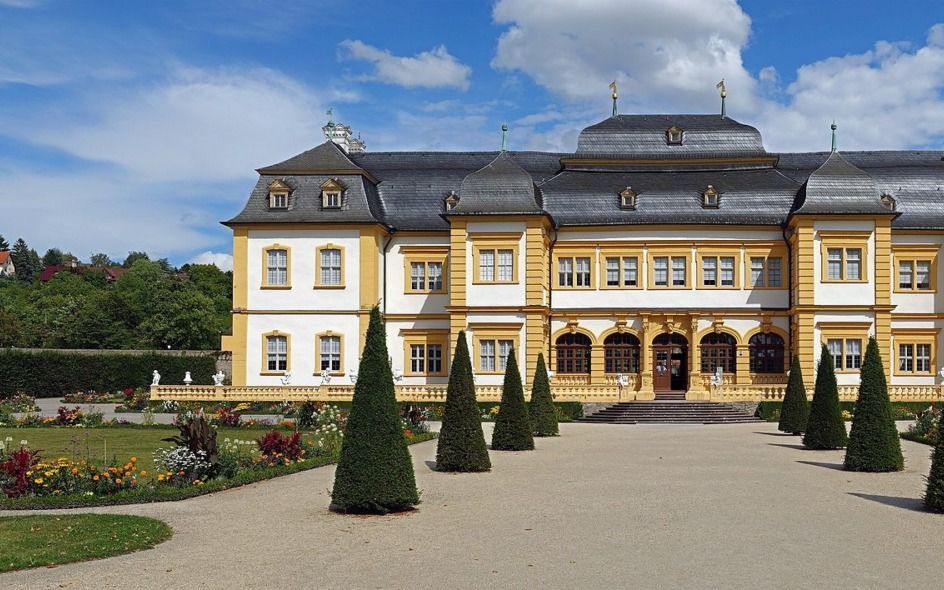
[576, 401, 763, 425]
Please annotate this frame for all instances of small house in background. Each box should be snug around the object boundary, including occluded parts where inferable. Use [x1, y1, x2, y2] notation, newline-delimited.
[39, 262, 129, 283]
[0, 251, 14, 277]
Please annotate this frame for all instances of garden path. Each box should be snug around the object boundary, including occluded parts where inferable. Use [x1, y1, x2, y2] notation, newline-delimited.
[2, 422, 943, 589]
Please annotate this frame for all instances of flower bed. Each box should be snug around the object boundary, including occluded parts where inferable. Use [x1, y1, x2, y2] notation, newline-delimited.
[0, 405, 435, 510]
[902, 406, 940, 446]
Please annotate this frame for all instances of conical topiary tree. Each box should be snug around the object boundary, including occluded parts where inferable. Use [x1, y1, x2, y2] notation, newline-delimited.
[779, 355, 810, 435]
[435, 331, 490, 472]
[803, 344, 848, 450]
[330, 306, 419, 513]
[924, 419, 944, 513]
[491, 347, 534, 451]
[529, 353, 558, 437]
[844, 337, 903, 472]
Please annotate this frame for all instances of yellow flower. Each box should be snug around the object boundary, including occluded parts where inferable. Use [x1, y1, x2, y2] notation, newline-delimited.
[139, 470, 148, 477]
[157, 474, 165, 481]
[130, 456, 138, 463]
[34, 478, 43, 484]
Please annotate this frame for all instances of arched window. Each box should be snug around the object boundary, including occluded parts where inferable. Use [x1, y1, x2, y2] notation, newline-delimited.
[556, 333, 592, 374]
[700, 332, 737, 374]
[604, 333, 640, 373]
[749, 332, 785, 373]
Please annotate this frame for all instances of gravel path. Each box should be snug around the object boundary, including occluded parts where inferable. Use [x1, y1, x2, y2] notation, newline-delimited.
[2, 422, 942, 589]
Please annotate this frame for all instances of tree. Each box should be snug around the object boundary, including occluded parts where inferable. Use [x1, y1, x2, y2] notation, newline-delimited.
[330, 306, 419, 513]
[10, 239, 37, 282]
[122, 251, 150, 268]
[779, 355, 809, 435]
[0, 234, 9, 250]
[803, 345, 848, 449]
[491, 347, 534, 451]
[844, 337, 903, 472]
[529, 353, 558, 436]
[925, 421, 944, 513]
[90, 253, 115, 267]
[41, 248, 64, 267]
[435, 331, 490, 472]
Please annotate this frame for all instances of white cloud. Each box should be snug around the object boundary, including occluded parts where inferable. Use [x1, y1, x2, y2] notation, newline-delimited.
[491, 1, 944, 151]
[3, 66, 325, 183]
[339, 40, 471, 90]
[492, 0, 754, 112]
[188, 251, 234, 271]
[0, 0, 43, 7]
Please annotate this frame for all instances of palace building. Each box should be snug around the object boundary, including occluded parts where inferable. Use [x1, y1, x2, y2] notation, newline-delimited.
[217, 113, 944, 402]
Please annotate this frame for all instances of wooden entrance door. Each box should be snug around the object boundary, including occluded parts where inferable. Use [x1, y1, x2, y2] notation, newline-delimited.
[652, 333, 689, 392]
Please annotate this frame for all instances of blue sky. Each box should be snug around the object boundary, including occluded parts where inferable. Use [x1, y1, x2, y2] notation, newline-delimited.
[1, 0, 943, 270]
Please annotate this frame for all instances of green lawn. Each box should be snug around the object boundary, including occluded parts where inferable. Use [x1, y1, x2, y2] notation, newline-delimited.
[0, 514, 172, 572]
[0, 427, 283, 472]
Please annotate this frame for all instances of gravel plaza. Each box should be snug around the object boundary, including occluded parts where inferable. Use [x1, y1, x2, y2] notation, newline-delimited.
[2, 421, 942, 589]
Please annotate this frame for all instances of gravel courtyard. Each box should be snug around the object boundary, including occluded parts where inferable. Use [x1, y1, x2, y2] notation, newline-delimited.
[2, 422, 942, 589]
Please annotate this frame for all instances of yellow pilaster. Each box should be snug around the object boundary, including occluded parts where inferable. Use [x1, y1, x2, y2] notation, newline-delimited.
[873, 218, 893, 377]
[736, 344, 751, 385]
[227, 227, 249, 386]
[357, 228, 383, 352]
[590, 343, 605, 384]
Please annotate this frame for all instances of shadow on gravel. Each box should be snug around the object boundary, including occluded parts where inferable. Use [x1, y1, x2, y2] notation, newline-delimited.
[849, 492, 926, 512]
[797, 460, 845, 471]
[424, 460, 438, 471]
[768, 443, 809, 450]
[754, 432, 796, 437]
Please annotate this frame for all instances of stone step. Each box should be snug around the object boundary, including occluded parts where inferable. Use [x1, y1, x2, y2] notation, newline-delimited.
[576, 401, 762, 425]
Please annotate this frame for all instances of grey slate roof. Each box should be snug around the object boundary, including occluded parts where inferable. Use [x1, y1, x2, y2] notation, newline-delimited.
[792, 151, 890, 216]
[574, 115, 767, 160]
[226, 116, 944, 230]
[448, 151, 543, 216]
[541, 168, 799, 226]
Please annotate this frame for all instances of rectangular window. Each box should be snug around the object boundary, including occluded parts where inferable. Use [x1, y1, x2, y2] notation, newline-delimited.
[320, 336, 341, 372]
[480, 339, 495, 373]
[270, 193, 287, 208]
[427, 344, 443, 375]
[898, 343, 914, 373]
[897, 257, 934, 291]
[323, 192, 341, 208]
[826, 249, 843, 281]
[479, 250, 495, 282]
[558, 257, 573, 287]
[767, 257, 782, 288]
[917, 343, 932, 373]
[428, 262, 443, 291]
[575, 257, 591, 287]
[916, 261, 931, 290]
[498, 340, 513, 372]
[899, 261, 913, 290]
[750, 257, 765, 287]
[623, 257, 638, 286]
[606, 258, 619, 287]
[826, 339, 843, 371]
[320, 248, 342, 286]
[671, 256, 686, 287]
[498, 250, 514, 282]
[845, 248, 862, 281]
[266, 336, 288, 372]
[719, 257, 734, 287]
[410, 262, 425, 291]
[410, 344, 425, 374]
[653, 257, 668, 287]
[702, 256, 717, 286]
[845, 339, 862, 370]
[266, 249, 288, 286]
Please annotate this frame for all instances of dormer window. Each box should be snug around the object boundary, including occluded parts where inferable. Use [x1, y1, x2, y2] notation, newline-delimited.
[444, 191, 459, 212]
[619, 187, 637, 210]
[666, 126, 683, 145]
[320, 178, 345, 209]
[267, 179, 291, 209]
[881, 193, 897, 211]
[702, 185, 720, 208]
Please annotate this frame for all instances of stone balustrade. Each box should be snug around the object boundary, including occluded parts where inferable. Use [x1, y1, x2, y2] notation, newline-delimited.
[152, 382, 944, 404]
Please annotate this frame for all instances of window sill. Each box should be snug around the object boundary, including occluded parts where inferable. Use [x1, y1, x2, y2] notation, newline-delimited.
[261, 285, 292, 290]
[556, 286, 595, 290]
[600, 285, 641, 290]
[892, 371, 935, 377]
[260, 371, 290, 376]
[820, 279, 868, 284]
[648, 285, 691, 290]
[313, 284, 346, 290]
[404, 290, 448, 295]
[893, 289, 937, 294]
[404, 373, 448, 378]
[471, 280, 520, 285]
[314, 371, 345, 377]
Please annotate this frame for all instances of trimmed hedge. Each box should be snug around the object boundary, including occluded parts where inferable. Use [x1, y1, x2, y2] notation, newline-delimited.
[0, 349, 216, 398]
[491, 347, 534, 451]
[778, 355, 809, 435]
[529, 353, 558, 436]
[803, 344, 848, 450]
[844, 337, 904, 472]
[436, 330, 490, 472]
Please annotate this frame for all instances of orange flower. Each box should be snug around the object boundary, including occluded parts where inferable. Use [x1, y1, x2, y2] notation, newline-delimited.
[139, 470, 148, 477]
[115, 478, 122, 484]
[130, 456, 138, 463]
[71, 468, 79, 475]
[93, 475, 99, 481]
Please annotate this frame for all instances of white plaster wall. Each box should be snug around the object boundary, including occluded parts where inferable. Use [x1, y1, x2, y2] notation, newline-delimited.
[247, 229, 360, 311]
[889, 318, 944, 386]
[385, 318, 451, 386]
[812, 312, 874, 385]
[246, 313, 359, 386]
[466, 221, 527, 307]
[385, 235, 450, 316]
[466, 312, 527, 385]
[812, 220, 875, 306]
[890, 233, 944, 314]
